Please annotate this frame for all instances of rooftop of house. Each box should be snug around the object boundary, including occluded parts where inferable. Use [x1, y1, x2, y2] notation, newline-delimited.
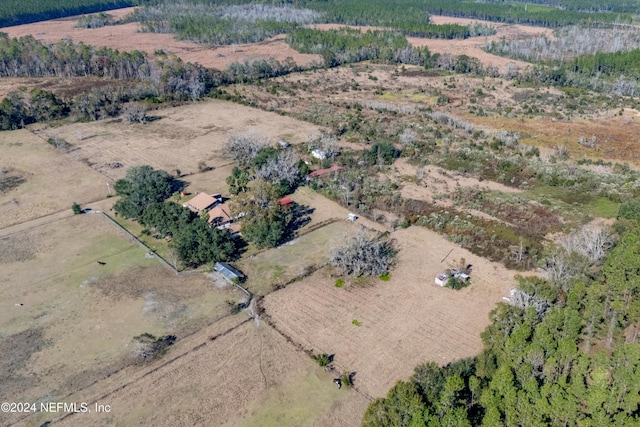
[207, 202, 233, 225]
[183, 192, 221, 213]
[308, 165, 344, 178]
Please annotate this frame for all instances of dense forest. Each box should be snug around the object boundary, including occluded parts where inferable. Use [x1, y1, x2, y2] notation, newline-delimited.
[363, 217, 640, 426]
[0, 0, 137, 28]
[130, 0, 492, 46]
[286, 28, 433, 67]
[479, 0, 640, 14]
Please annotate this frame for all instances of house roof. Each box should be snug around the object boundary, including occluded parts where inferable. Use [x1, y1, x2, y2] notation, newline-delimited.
[279, 196, 294, 206]
[208, 202, 233, 225]
[214, 262, 244, 279]
[308, 165, 344, 178]
[184, 192, 217, 213]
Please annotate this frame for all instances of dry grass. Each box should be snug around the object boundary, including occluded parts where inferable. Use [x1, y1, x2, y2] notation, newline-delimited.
[0, 214, 243, 425]
[2, 8, 322, 71]
[0, 129, 107, 228]
[35, 99, 321, 182]
[262, 226, 531, 398]
[42, 316, 369, 427]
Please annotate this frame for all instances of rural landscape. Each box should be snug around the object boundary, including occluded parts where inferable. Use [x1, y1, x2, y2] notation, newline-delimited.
[1, 0, 640, 426]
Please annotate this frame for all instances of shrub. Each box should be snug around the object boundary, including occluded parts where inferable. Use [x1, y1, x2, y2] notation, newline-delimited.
[618, 198, 640, 223]
[446, 276, 470, 290]
[335, 278, 345, 288]
[71, 202, 82, 215]
[313, 353, 331, 367]
[132, 333, 176, 361]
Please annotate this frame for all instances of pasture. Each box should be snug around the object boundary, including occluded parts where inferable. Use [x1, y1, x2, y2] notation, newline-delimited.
[262, 226, 525, 398]
[36, 99, 320, 182]
[0, 214, 243, 426]
[0, 129, 107, 229]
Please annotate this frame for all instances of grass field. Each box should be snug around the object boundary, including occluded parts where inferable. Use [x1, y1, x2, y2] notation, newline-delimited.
[262, 225, 528, 398]
[0, 214, 243, 425]
[0, 129, 107, 229]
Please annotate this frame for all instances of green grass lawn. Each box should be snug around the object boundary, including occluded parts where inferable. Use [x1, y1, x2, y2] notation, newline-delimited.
[238, 221, 352, 295]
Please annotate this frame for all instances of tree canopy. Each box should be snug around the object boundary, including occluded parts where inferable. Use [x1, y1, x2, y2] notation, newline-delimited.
[114, 165, 177, 219]
[362, 226, 640, 426]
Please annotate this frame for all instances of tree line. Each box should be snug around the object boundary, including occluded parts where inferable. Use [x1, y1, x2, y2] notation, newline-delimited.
[0, 33, 303, 129]
[363, 216, 640, 426]
[286, 28, 433, 68]
[0, 0, 137, 28]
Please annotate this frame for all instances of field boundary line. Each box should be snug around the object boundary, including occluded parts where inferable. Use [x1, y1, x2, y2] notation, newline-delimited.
[97, 212, 203, 276]
[258, 302, 375, 403]
[14, 317, 253, 427]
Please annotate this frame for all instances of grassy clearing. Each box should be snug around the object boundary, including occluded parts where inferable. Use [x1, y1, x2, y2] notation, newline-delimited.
[525, 185, 619, 220]
[238, 366, 346, 427]
[0, 214, 240, 417]
[238, 221, 353, 295]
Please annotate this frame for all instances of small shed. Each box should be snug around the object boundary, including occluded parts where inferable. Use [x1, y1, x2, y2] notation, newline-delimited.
[347, 213, 358, 221]
[214, 262, 245, 282]
[435, 272, 449, 287]
[278, 140, 291, 149]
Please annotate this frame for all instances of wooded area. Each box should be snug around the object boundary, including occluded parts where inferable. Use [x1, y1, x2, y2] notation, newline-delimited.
[0, 0, 135, 28]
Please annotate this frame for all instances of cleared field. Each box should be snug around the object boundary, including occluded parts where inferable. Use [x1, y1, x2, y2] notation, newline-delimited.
[36, 99, 321, 182]
[48, 316, 369, 427]
[0, 214, 243, 425]
[262, 226, 527, 399]
[1, 8, 322, 71]
[0, 129, 107, 229]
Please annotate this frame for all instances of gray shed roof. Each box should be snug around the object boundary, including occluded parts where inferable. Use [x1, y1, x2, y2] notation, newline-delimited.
[214, 262, 245, 280]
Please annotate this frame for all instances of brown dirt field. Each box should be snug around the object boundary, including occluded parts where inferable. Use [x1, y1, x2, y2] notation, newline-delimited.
[0, 129, 108, 229]
[42, 316, 369, 427]
[0, 214, 244, 425]
[262, 226, 532, 399]
[35, 99, 321, 181]
[2, 8, 321, 70]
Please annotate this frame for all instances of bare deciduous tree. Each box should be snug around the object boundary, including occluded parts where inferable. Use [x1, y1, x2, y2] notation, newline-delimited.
[255, 150, 300, 186]
[123, 102, 148, 124]
[559, 224, 615, 264]
[329, 228, 396, 277]
[226, 128, 270, 167]
[308, 132, 338, 159]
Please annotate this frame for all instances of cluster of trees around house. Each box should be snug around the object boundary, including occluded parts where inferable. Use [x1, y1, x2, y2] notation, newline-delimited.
[0, 0, 136, 28]
[223, 129, 310, 248]
[286, 28, 433, 68]
[113, 165, 238, 267]
[363, 216, 640, 426]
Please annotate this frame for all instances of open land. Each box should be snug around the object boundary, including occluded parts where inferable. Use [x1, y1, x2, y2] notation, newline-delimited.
[34, 99, 320, 182]
[262, 225, 524, 399]
[1, 8, 322, 71]
[0, 213, 245, 426]
[0, 129, 107, 229]
[0, 7, 632, 426]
